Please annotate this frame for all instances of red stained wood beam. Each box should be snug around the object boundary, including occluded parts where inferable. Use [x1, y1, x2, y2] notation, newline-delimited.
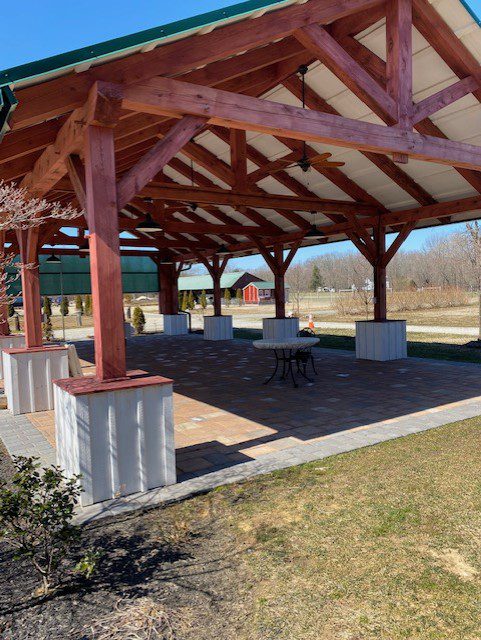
[295, 23, 397, 123]
[121, 76, 481, 170]
[84, 124, 126, 380]
[141, 182, 379, 214]
[10, 0, 385, 131]
[117, 115, 207, 209]
[412, 76, 479, 124]
[386, 0, 413, 163]
[412, 0, 481, 104]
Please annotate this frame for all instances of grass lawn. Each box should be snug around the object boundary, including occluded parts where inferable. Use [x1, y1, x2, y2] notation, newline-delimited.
[4, 419, 481, 639]
[233, 328, 481, 364]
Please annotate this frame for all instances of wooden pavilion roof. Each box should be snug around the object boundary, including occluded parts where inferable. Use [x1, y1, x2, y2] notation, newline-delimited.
[2, 0, 481, 265]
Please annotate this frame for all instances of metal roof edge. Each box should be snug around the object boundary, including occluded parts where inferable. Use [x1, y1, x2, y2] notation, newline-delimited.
[0, 0, 288, 88]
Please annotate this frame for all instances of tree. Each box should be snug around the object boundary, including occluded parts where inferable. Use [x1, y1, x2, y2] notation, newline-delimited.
[132, 306, 146, 334]
[84, 294, 92, 316]
[43, 296, 52, 319]
[60, 296, 69, 317]
[181, 291, 188, 311]
[236, 288, 243, 305]
[74, 295, 84, 315]
[463, 222, 481, 341]
[224, 288, 231, 307]
[310, 265, 323, 292]
[0, 181, 81, 324]
[0, 456, 85, 596]
[200, 289, 208, 310]
[187, 291, 195, 310]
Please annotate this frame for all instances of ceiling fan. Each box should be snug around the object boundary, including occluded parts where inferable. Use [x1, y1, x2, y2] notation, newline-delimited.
[267, 65, 346, 174]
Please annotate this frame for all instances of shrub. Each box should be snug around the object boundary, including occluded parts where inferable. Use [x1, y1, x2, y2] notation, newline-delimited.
[132, 306, 146, 334]
[84, 294, 92, 316]
[43, 296, 52, 319]
[74, 295, 84, 315]
[200, 289, 207, 310]
[224, 288, 231, 306]
[180, 291, 188, 312]
[43, 316, 53, 342]
[187, 291, 195, 310]
[60, 296, 69, 316]
[236, 288, 243, 305]
[0, 456, 85, 596]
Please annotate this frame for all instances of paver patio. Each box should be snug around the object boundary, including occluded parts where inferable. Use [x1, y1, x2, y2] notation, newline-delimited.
[6, 333, 481, 484]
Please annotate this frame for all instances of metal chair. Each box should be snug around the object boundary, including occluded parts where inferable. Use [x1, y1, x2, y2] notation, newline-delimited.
[296, 328, 318, 377]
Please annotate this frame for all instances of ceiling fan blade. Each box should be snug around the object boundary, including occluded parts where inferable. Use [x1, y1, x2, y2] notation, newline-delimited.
[269, 163, 297, 174]
[309, 152, 333, 163]
[313, 160, 346, 168]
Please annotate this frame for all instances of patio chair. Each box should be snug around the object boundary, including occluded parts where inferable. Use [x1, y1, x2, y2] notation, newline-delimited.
[296, 328, 318, 377]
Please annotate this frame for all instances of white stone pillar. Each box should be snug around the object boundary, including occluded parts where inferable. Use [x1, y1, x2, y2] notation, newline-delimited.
[163, 314, 189, 335]
[3, 345, 69, 415]
[355, 320, 407, 361]
[54, 373, 176, 506]
[0, 334, 25, 379]
[262, 317, 299, 340]
[204, 315, 233, 341]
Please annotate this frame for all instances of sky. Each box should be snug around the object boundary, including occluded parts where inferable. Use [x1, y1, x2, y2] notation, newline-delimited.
[3, 0, 481, 271]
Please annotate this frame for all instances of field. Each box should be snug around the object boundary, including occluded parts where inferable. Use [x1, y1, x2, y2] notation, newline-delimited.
[3, 418, 481, 639]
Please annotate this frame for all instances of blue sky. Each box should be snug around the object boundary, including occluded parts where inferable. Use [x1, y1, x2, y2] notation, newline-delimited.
[4, 0, 481, 270]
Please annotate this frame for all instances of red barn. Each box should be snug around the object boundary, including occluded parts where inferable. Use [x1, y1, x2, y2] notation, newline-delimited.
[243, 281, 290, 305]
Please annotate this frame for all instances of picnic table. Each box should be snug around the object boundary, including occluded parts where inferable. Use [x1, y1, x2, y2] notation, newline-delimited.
[253, 337, 320, 387]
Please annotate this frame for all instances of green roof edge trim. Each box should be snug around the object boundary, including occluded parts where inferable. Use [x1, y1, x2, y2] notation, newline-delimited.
[0, 0, 288, 87]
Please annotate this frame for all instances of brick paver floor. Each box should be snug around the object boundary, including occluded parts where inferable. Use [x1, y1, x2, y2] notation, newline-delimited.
[19, 334, 481, 481]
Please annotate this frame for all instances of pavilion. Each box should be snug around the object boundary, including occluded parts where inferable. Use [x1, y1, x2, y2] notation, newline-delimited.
[1, 0, 481, 504]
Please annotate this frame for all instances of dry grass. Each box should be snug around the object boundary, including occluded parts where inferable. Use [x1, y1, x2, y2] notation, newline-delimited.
[173, 418, 481, 640]
[87, 597, 192, 640]
[335, 287, 469, 317]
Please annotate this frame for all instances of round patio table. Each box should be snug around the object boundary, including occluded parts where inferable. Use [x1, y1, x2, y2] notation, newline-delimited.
[253, 337, 320, 388]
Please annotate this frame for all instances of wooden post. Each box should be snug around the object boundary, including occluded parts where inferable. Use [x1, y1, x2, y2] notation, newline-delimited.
[373, 224, 387, 322]
[212, 255, 222, 317]
[18, 229, 42, 348]
[84, 125, 126, 381]
[158, 262, 179, 315]
[273, 245, 286, 319]
[194, 253, 229, 317]
[0, 232, 10, 336]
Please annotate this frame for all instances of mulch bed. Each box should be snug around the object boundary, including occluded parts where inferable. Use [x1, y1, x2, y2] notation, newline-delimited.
[0, 443, 251, 640]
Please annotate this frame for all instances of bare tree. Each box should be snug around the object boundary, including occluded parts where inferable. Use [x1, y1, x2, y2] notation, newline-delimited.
[462, 222, 481, 341]
[0, 181, 82, 320]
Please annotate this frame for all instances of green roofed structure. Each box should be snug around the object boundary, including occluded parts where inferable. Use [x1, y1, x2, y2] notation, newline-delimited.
[178, 271, 260, 299]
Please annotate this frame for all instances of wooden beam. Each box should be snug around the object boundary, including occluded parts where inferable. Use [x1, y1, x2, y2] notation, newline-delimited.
[84, 124, 126, 380]
[386, 0, 413, 163]
[412, 76, 478, 124]
[141, 182, 379, 214]
[323, 32, 481, 195]
[66, 154, 86, 211]
[117, 115, 206, 209]
[20, 83, 122, 198]
[121, 76, 481, 170]
[10, 0, 384, 131]
[412, 0, 481, 104]
[295, 24, 397, 123]
[17, 228, 43, 348]
[381, 220, 416, 267]
[230, 129, 247, 190]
